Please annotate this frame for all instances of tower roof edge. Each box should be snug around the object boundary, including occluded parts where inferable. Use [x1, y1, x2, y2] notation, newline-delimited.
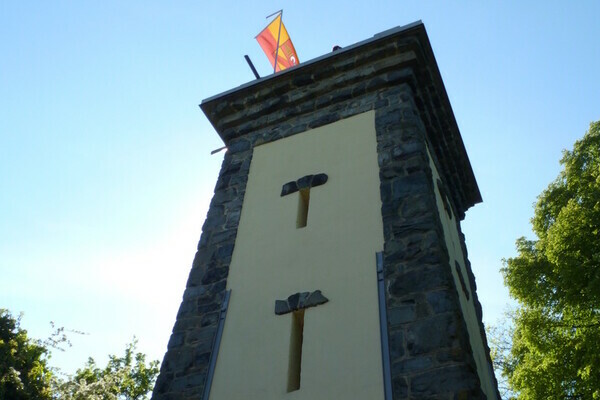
[200, 21, 482, 213]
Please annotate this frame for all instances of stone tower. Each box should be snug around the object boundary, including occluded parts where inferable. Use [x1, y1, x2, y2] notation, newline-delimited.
[152, 21, 500, 400]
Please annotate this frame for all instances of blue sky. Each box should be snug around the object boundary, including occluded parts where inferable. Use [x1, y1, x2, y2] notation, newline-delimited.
[1, 1, 599, 374]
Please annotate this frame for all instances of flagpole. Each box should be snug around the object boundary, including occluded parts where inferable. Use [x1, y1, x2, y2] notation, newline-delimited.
[265, 9, 282, 19]
[270, 10, 283, 73]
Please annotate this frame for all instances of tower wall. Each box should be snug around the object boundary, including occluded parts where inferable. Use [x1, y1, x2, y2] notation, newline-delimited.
[153, 22, 499, 400]
[208, 111, 385, 399]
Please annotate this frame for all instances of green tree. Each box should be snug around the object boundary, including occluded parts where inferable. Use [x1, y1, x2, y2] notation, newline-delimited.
[53, 338, 160, 400]
[0, 309, 54, 400]
[500, 121, 600, 399]
[486, 312, 517, 400]
[1, 309, 159, 400]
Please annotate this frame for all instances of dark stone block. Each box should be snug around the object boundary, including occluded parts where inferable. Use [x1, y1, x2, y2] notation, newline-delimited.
[183, 286, 207, 300]
[176, 299, 197, 318]
[380, 182, 393, 202]
[305, 290, 328, 308]
[225, 209, 241, 228]
[307, 113, 339, 129]
[375, 106, 404, 129]
[281, 173, 329, 196]
[260, 96, 286, 115]
[412, 248, 445, 265]
[172, 316, 203, 333]
[152, 371, 172, 394]
[196, 301, 220, 314]
[227, 138, 250, 153]
[192, 247, 217, 266]
[366, 76, 386, 91]
[392, 376, 408, 398]
[392, 141, 424, 159]
[415, 294, 431, 318]
[389, 221, 434, 240]
[287, 292, 300, 310]
[399, 193, 433, 219]
[297, 291, 309, 308]
[164, 348, 194, 373]
[193, 338, 214, 356]
[406, 314, 458, 355]
[311, 173, 328, 187]
[158, 392, 191, 400]
[391, 173, 430, 198]
[186, 265, 209, 288]
[210, 280, 227, 296]
[315, 94, 332, 109]
[275, 290, 329, 315]
[388, 303, 416, 326]
[216, 243, 234, 259]
[351, 81, 367, 97]
[167, 332, 185, 349]
[286, 122, 309, 136]
[420, 230, 440, 250]
[274, 300, 290, 315]
[392, 355, 433, 375]
[182, 387, 204, 400]
[330, 87, 353, 103]
[296, 175, 313, 190]
[197, 233, 209, 250]
[200, 311, 219, 327]
[200, 266, 228, 285]
[280, 181, 298, 196]
[427, 290, 455, 314]
[373, 98, 389, 108]
[187, 327, 216, 346]
[209, 229, 236, 245]
[194, 350, 211, 368]
[384, 68, 413, 84]
[435, 347, 464, 364]
[222, 159, 242, 175]
[389, 266, 449, 297]
[401, 107, 420, 122]
[380, 201, 397, 218]
[411, 365, 481, 397]
[292, 73, 315, 87]
[214, 174, 231, 190]
[201, 210, 226, 230]
[389, 329, 405, 360]
[169, 371, 206, 392]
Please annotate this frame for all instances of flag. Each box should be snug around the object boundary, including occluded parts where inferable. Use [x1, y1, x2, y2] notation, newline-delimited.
[256, 14, 299, 72]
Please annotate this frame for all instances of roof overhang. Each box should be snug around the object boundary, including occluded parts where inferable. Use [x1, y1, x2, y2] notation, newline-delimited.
[200, 21, 482, 214]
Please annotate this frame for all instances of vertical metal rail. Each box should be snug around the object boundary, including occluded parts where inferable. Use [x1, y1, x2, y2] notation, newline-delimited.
[273, 10, 283, 73]
[376, 252, 393, 400]
[202, 289, 231, 400]
[265, 9, 283, 73]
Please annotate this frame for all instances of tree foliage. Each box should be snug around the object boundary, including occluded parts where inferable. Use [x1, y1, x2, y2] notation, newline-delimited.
[486, 312, 517, 400]
[500, 121, 600, 399]
[53, 338, 160, 400]
[0, 309, 159, 400]
[0, 309, 53, 400]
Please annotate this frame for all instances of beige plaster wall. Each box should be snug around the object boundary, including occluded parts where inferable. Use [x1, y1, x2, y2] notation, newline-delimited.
[428, 147, 497, 399]
[209, 111, 385, 400]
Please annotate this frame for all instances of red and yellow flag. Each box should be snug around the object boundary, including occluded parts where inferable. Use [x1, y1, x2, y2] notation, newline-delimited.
[256, 14, 299, 72]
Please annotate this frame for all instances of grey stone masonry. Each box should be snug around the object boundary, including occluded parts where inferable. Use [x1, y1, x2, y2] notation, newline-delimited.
[152, 148, 252, 400]
[274, 290, 329, 315]
[152, 21, 499, 400]
[280, 173, 328, 196]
